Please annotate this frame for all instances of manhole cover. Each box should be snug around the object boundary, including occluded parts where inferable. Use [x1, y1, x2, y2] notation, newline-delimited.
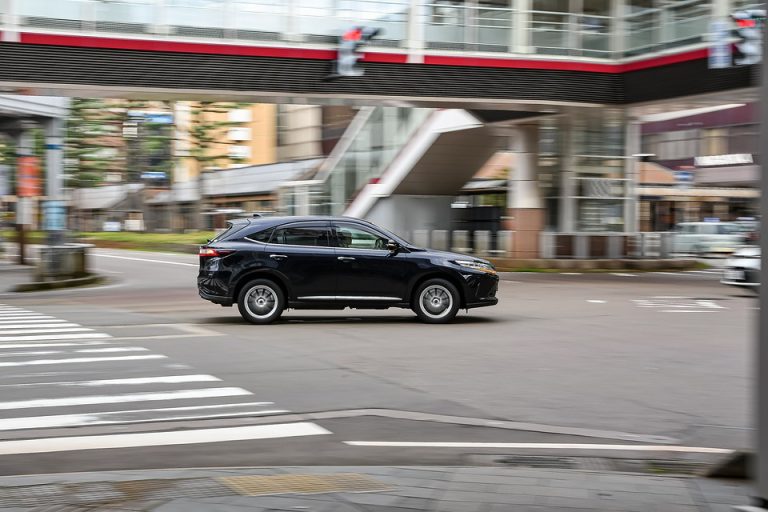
[218, 473, 392, 496]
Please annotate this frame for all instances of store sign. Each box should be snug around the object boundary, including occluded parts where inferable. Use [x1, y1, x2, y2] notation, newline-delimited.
[694, 154, 754, 167]
[17, 156, 41, 197]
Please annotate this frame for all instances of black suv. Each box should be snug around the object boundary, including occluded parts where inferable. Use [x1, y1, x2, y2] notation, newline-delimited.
[198, 216, 499, 324]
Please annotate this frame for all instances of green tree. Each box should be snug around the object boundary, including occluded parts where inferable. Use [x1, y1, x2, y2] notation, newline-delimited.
[65, 98, 125, 188]
[187, 101, 250, 173]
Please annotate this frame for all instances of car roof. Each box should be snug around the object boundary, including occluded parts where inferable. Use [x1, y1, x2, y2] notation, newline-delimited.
[231, 215, 377, 229]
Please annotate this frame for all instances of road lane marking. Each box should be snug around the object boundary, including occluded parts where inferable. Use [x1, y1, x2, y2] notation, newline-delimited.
[0, 374, 222, 388]
[0, 333, 111, 342]
[611, 273, 637, 277]
[92, 253, 198, 267]
[0, 323, 80, 329]
[343, 441, 731, 453]
[0, 342, 111, 350]
[0, 315, 54, 319]
[0, 327, 93, 335]
[587, 300, 606, 304]
[0, 423, 331, 455]
[0, 387, 252, 410]
[0, 403, 288, 431]
[0, 319, 65, 324]
[661, 310, 714, 313]
[76, 347, 149, 353]
[0, 351, 59, 358]
[0, 354, 164, 367]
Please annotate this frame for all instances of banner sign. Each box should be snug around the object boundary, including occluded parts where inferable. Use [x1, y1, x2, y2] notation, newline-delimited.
[17, 156, 41, 197]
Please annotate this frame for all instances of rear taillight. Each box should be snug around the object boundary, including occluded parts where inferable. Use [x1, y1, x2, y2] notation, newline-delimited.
[199, 247, 234, 257]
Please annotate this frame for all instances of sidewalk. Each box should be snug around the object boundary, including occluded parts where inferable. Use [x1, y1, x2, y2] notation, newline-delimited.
[0, 260, 34, 293]
[0, 466, 754, 512]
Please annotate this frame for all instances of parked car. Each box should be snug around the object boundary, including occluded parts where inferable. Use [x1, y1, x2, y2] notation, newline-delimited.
[721, 246, 760, 291]
[198, 216, 499, 324]
[671, 222, 748, 256]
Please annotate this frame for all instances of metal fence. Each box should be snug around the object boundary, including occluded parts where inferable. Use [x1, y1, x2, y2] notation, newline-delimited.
[404, 230, 678, 260]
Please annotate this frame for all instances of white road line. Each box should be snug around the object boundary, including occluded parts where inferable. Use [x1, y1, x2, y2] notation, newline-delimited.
[561, 273, 582, 275]
[0, 423, 331, 455]
[0, 354, 165, 368]
[587, 300, 606, 304]
[92, 253, 197, 267]
[611, 273, 638, 277]
[0, 319, 65, 324]
[0, 323, 79, 329]
[76, 347, 148, 354]
[343, 441, 731, 453]
[0, 351, 60, 358]
[0, 387, 252, 410]
[0, 327, 93, 335]
[0, 347, 148, 358]
[0, 315, 53, 319]
[0, 374, 222, 388]
[0, 404, 287, 431]
[0, 342, 111, 350]
[661, 310, 715, 313]
[0, 333, 111, 342]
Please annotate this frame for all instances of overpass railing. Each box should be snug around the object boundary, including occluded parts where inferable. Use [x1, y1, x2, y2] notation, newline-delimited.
[5, 0, 719, 61]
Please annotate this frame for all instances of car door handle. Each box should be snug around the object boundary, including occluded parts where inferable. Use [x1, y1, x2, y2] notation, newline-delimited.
[269, 254, 288, 260]
[337, 256, 356, 261]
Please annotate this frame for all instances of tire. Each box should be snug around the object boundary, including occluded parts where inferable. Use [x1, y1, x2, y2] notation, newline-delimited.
[237, 279, 285, 325]
[412, 278, 460, 324]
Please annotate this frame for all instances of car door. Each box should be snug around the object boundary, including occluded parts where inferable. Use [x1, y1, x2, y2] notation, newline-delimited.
[330, 221, 416, 302]
[262, 221, 337, 300]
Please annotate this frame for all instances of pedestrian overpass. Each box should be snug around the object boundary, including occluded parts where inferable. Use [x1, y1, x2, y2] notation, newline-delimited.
[0, 0, 760, 257]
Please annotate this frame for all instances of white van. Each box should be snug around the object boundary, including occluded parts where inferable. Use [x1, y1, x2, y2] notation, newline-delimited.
[671, 222, 747, 256]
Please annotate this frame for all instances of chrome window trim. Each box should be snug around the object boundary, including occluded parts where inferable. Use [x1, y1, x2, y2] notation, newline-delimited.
[298, 296, 402, 301]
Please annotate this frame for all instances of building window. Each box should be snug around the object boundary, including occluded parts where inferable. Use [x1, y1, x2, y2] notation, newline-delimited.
[228, 109, 252, 123]
[228, 127, 251, 141]
[229, 145, 251, 160]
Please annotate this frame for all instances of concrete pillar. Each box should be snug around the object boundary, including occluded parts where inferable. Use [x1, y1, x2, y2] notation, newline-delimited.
[406, 0, 425, 62]
[559, 116, 576, 233]
[625, 120, 641, 233]
[44, 118, 66, 245]
[1, 0, 20, 42]
[512, 0, 531, 53]
[506, 124, 544, 259]
[612, 0, 626, 58]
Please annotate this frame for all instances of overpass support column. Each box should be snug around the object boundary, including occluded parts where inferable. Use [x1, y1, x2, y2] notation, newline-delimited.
[506, 124, 544, 259]
[2, 0, 20, 42]
[44, 118, 66, 246]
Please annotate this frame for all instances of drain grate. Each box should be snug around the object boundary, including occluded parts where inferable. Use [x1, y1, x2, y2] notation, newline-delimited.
[218, 473, 392, 496]
[495, 455, 578, 469]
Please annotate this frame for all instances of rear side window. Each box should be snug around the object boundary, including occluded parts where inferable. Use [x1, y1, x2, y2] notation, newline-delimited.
[210, 222, 247, 242]
[271, 225, 330, 247]
[244, 228, 273, 243]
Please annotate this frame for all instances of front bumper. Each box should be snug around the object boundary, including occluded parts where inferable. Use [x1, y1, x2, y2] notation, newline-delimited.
[460, 272, 499, 308]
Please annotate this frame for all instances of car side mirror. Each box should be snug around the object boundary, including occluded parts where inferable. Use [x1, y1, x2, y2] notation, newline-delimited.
[386, 240, 400, 253]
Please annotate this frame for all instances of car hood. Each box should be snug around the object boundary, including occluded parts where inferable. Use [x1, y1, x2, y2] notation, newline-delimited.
[409, 247, 493, 266]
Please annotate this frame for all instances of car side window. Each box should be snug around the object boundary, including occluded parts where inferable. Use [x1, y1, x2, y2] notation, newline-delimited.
[244, 228, 273, 243]
[334, 224, 389, 250]
[271, 225, 330, 247]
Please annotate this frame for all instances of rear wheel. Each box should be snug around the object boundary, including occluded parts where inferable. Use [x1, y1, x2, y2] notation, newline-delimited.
[412, 278, 460, 324]
[237, 279, 285, 325]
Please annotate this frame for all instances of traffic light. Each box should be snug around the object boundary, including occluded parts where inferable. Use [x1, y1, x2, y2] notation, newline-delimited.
[328, 26, 381, 79]
[732, 9, 765, 65]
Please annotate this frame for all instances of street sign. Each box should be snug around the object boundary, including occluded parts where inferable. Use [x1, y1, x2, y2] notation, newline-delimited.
[709, 20, 731, 69]
[17, 156, 40, 197]
[43, 200, 66, 231]
[674, 170, 694, 190]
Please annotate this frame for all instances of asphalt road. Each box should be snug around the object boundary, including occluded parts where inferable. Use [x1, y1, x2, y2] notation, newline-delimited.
[0, 248, 755, 475]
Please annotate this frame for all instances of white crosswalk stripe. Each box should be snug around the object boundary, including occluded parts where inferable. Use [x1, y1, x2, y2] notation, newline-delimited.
[0, 304, 329, 451]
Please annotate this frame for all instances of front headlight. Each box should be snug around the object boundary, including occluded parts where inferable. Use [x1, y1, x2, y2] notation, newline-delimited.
[454, 259, 497, 275]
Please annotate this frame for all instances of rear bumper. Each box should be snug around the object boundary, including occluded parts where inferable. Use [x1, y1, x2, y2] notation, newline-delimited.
[199, 289, 233, 306]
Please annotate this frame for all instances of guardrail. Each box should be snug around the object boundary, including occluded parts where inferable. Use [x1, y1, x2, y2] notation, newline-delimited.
[405, 230, 679, 259]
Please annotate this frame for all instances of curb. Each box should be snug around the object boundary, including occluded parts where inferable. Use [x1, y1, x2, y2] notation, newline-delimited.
[11, 273, 107, 292]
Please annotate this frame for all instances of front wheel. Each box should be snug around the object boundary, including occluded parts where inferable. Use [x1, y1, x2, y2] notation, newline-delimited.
[412, 278, 460, 324]
[237, 279, 285, 325]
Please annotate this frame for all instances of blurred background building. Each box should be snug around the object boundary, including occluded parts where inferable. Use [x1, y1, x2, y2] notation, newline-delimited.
[0, 0, 762, 258]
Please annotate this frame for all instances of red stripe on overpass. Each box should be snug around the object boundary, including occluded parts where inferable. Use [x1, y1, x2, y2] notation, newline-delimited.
[19, 32, 707, 72]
